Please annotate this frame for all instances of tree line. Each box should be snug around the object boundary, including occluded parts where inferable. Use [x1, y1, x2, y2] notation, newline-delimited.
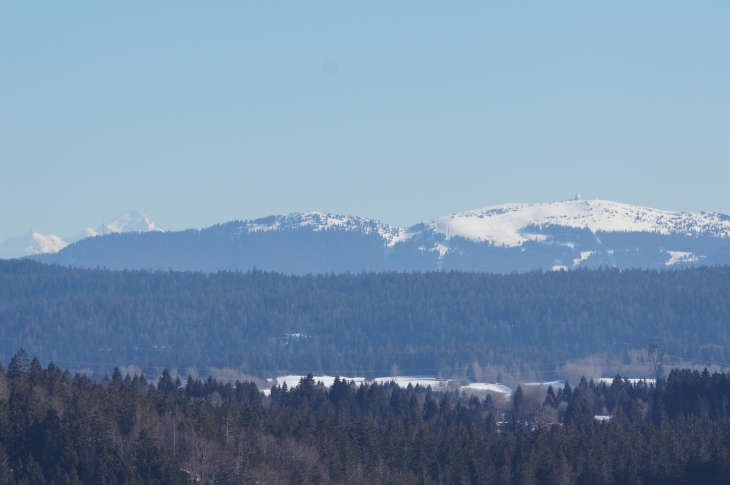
[1, 349, 730, 484]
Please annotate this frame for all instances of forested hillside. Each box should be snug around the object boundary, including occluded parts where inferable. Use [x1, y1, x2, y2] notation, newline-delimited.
[2, 349, 730, 484]
[1, 260, 729, 379]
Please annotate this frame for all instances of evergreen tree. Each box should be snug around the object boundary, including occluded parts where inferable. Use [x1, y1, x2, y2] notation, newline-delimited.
[7, 350, 29, 381]
[512, 386, 525, 419]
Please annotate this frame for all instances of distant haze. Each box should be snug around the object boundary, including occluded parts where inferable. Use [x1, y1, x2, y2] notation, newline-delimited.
[1, 2, 729, 241]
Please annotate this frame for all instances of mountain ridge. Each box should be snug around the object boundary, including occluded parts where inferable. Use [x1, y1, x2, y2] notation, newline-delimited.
[25, 199, 730, 273]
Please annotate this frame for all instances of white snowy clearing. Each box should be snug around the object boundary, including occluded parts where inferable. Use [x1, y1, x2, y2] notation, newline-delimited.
[665, 251, 700, 266]
[373, 376, 446, 388]
[271, 375, 369, 390]
[522, 381, 564, 388]
[596, 378, 656, 386]
[460, 383, 513, 395]
[262, 375, 514, 397]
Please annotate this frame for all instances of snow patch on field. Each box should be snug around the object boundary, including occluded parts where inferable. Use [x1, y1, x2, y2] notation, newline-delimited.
[596, 378, 656, 385]
[462, 383, 512, 395]
[522, 381, 564, 388]
[373, 376, 446, 388]
[272, 375, 368, 389]
[265, 375, 514, 396]
[665, 251, 699, 266]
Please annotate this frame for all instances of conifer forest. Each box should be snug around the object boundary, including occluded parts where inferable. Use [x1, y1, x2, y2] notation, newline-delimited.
[2, 260, 730, 379]
[1, 349, 730, 484]
[2, 261, 730, 483]
[6, 0, 730, 482]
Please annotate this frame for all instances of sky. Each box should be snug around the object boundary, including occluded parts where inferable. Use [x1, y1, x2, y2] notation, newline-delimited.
[1, 2, 729, 240]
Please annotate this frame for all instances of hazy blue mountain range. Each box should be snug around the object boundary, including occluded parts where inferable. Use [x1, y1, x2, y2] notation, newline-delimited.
[0, 210, 162, 259]
[23, 199, 730, 273]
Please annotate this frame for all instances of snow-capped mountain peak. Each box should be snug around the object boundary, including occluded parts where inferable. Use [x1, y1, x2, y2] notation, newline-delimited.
[111, 210, 163, 233]
[424, 199, 730, 248]
[29, 231, 68, 254]
[0, 230, 68, 258]
[0, 211, 163, 259]
[66, 211, 163, 243]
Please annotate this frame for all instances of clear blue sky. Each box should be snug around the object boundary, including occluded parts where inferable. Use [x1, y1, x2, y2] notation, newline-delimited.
[1, 2, 729, 240]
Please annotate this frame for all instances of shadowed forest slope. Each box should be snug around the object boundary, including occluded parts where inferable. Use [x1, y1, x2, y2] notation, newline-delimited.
[1, 260, 729, 379]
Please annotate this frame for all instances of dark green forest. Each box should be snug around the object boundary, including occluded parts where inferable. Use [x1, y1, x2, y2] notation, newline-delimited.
[2, 349, 730, 484]
[1, 260, 730, 378]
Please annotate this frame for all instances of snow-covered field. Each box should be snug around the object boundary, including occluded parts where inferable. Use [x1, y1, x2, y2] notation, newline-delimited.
[271, 374, 369, 389]
[461, 383, 512, 395]
[260, 375, 657, 397]
[262, 375, 514, 396]
[522, 380, 564, 388]
[372, 376, 446, 388]
[596, 377, 656, 386]
[522, 378, 655, 388]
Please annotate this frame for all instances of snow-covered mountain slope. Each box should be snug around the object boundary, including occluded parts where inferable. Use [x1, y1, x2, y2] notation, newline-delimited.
[420, 199, 730, 248]
[27, 200, 730, 273]
[0, 231, 68, 258]
[230, 211, 410, 247]
[1, 211, 162, 259]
